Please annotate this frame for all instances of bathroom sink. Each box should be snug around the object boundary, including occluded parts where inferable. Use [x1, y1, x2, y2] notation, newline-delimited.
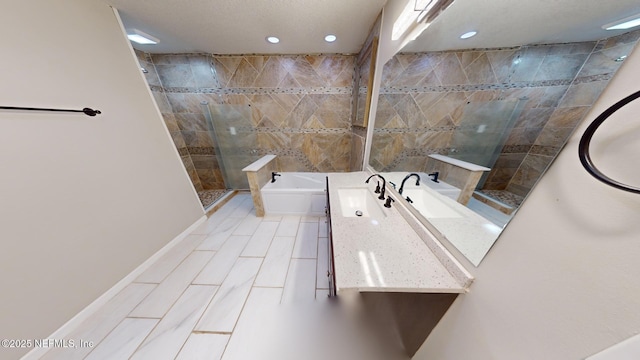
[402, 189, 463, 219]
[336, 188, 386, 219]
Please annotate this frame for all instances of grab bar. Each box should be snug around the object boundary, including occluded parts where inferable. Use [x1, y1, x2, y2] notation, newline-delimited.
[578, 89, 640, 194]
[0, 106, 101, 117]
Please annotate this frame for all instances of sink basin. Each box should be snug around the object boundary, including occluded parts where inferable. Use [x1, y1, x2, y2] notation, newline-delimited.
[402, 188, 463, 219]
[337, 188, 386, 219]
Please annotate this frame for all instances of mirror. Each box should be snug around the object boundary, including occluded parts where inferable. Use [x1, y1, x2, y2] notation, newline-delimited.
[368, 18, 640, 265]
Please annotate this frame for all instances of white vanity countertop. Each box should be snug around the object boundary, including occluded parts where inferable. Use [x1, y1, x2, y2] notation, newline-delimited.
[328, 172, 466, 294]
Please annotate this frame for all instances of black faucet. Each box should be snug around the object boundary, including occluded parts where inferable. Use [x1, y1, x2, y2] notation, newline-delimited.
[398, 173, 420, 195]
[271, 172, 281, 183]
[365, 174, 386, 200]
[428, 171, 440, 183]
[384, 196, 395, 208]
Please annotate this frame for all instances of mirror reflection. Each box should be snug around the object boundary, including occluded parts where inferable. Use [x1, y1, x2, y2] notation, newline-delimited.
[369, 28, 640, 265]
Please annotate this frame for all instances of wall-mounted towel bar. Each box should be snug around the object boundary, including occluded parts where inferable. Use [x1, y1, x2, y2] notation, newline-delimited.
[0, 106, 101, 117]
[578, 89, 640, 194]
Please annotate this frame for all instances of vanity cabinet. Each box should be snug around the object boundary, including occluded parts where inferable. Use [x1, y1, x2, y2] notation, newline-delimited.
[324, 172, 474, 357]
[325, 176, 337, 296]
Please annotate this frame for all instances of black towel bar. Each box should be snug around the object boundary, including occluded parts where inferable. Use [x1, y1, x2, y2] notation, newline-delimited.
[0, 106, 101, 117]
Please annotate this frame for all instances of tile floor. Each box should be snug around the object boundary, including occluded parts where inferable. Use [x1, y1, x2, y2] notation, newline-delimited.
[197, 189, 229, 209]
[40, 193, 408, 360]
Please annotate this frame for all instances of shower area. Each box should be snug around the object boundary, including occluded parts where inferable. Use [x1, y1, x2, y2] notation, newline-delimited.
[199, 101, 261, 203]
[135, 52, 262, 209]
[446, 99, 527, 211]
[185, 101, 260, 208]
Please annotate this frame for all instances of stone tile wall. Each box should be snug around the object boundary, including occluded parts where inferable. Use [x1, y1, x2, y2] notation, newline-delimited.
[143, 52, 356, 191]
[135, 50, 206, 191]
[370, 29, 640, 196]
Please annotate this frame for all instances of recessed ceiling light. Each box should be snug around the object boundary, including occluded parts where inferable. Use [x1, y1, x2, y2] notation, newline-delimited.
[324, 34, 337, 43]
[603, 14, 640, 30]
[266, 36, 280, 44]
[127, 29, 159, 45]
[460, 31, 477, 39]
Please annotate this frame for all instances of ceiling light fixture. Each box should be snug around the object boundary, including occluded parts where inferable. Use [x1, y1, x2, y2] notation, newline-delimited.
[127, 29, 159, 45]
[266, 36, 280, 44]
[324, 34, 337, 43]
[603, 14, 640, 30]
[460, 31, 477, 39]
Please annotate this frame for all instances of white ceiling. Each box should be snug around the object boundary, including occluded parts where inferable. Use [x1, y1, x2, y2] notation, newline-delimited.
[105, 0, 387, 54]
[103, 0, 640, 55]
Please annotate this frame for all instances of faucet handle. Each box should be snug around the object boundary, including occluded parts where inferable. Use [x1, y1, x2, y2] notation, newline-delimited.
[384, 196, 395, 208]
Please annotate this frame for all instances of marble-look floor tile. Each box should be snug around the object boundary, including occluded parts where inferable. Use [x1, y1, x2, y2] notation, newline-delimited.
[136, 234, 207, 283]
[41, 283, 156, 360]
[175, 333, 230, 360]
[220, 287, 283, 360]
[84, 318, 158, 360]
[240, 221, 279, 257]
[292, 222, 319, 259]
[129, 251, 214, 318]
[196, 216, 243, 251]
[195, 258, 263, 333]
[316, 237, 329, 289]
[191, 196, 244, 235]
[275, 215, 301, 237]
[131, 285, 219, 360]
[254, 236, 295, 287]
[262, 214, 282, 222]
[191, 212, 232, 236]
[193, 235, 251, 285]
[231, 213, 263, 236]
[281, 259, 317, 304]
[227, 195, 254, 218]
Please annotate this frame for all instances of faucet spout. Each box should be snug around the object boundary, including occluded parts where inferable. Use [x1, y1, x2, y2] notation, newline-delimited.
[399, 173, 421, 195]
[365, 174, 386, 200]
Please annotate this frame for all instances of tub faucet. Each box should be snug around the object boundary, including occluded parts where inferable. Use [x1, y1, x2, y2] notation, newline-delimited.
[365, 174, 386, 200]
[271, 172, 281, 183]
[399, 173, 420, 195]
[428, 171, 440, 183]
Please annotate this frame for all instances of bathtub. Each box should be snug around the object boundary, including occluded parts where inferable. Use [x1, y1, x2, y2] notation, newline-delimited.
[261, 172, 327, 216]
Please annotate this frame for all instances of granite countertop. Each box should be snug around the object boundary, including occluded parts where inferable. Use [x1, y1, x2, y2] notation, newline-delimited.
[328, 172, 468, 294]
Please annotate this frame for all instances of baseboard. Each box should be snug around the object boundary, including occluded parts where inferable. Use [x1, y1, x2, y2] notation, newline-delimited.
[21, 215, 207, 360]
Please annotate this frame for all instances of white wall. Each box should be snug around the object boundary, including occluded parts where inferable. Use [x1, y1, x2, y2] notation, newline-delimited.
[0, 1, 204, 358]
[413, 34, 640, 360]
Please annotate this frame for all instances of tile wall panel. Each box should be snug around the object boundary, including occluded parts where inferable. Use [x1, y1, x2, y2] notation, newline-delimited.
[149, 53, 355, 182]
